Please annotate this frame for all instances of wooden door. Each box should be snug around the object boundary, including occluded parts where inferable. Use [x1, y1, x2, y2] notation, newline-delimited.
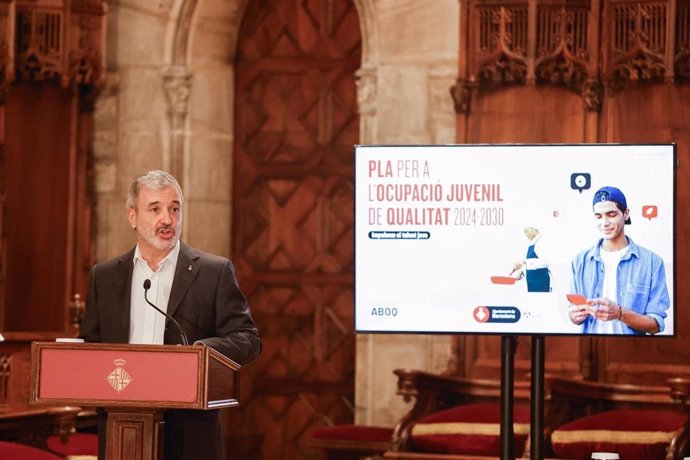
[231, 1, 361, 458]
[3, 82, 76, 332]
[0, 81, 93, 334]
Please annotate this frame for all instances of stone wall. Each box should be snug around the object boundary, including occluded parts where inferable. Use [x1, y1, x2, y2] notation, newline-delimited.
[92, 0, 243, 260]
[92, 0, 459, 428]
[353, 0, 458, 427]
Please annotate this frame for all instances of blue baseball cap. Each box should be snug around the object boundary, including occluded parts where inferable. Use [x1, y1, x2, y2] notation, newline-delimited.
[593, 186, 631, 224]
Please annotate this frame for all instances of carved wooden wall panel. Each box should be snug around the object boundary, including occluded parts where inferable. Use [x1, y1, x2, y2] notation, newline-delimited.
[0, 0, 103, 332]
[471, 85, 586, 143]
[4, 82, 75, 331]
[457, 84, 590, 381]
[677, 2, 690, 77]
[456, 0, 690, 384]
[596, 84, 690, 383]
[459, 334, 587, 381]
[604, 1, 669, 84]
[231, 1, 360, 459]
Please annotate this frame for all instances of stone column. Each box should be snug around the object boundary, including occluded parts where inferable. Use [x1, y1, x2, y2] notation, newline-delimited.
[163, 65, 193, 186]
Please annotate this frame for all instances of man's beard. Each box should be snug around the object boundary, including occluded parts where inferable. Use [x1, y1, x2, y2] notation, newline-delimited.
[139, 224, 180, 251]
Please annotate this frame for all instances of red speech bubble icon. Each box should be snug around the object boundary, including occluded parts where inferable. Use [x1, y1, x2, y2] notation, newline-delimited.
[642, 205, 658, 220]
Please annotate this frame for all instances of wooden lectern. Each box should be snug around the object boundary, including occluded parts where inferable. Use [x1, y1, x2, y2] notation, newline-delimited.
[29, 342, 240, 460]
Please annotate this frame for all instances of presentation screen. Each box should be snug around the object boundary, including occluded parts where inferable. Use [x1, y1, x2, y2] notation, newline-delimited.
[354, 144, 676, 336]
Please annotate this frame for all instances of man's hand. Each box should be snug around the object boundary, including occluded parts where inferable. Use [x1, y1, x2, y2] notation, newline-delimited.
[567, 296, 621, 325]
[568, 296, 660, 334]
[587, 297, 621, 321]
[568, 303, 590, 325]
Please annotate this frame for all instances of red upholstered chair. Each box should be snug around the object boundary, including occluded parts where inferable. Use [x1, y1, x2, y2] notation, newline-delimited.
[550, 408, 686, 460]
[390, 369, 531, 457]
[46, 432, 99, 459]
[0, 441, 64, 460]
[310, 372, 690, 460]
[308, 369, 530, 460]
[546, 377, 689, 460]
[408, 402, 531, 457]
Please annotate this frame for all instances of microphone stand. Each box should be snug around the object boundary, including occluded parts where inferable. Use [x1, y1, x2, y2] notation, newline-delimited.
[143, 280, 189, 346]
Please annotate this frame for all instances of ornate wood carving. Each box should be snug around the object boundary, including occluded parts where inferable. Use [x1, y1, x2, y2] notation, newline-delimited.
[466, 0, 598, 106]
[534, 3, 591, 91]
[475, 5, 529, 86]
[68, 293, 85, 337]
[674, 1, 690, 78]
[0, 354, 10, 407]
[606, 1, 669, 84]
[66, 0, 105, 87]
[15, 6, 63, 81]
[14, 0, 106, 87]
[583, 77, 603, 111]
[458, 0, 690, 111]
[0, 1, 13, 89]
[450, 77, 476, 114]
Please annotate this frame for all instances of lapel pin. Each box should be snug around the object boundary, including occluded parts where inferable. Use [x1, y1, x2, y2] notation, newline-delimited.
[188, 265, 193, 271]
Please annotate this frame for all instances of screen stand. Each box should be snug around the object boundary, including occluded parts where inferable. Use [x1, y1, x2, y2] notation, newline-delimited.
[530, 335, 545, 460]
[499, 335, 546, 460]
[500, 335, 517, 460]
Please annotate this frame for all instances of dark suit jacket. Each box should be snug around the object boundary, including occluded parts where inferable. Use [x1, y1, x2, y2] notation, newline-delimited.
[80, 242, 261, 460]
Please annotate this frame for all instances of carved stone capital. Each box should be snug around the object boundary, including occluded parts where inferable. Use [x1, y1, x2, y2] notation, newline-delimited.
[163, 66, 193, 117]
[355, 66, 377, 116]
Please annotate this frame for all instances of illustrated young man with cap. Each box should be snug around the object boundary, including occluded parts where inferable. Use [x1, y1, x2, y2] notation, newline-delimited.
[568, 186, 670, 335]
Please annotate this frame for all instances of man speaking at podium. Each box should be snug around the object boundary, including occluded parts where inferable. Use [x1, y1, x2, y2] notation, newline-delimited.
[81, 170, 261, 460]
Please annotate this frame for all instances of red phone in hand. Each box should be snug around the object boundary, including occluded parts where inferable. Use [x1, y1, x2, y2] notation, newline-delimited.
[566, 294, 587, 305]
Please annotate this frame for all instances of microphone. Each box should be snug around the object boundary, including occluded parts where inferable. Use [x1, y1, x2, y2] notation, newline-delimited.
[143, 279, 189, 345]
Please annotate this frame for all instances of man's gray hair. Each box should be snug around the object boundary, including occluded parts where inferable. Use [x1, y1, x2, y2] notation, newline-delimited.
[126, 170, 183, 210]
